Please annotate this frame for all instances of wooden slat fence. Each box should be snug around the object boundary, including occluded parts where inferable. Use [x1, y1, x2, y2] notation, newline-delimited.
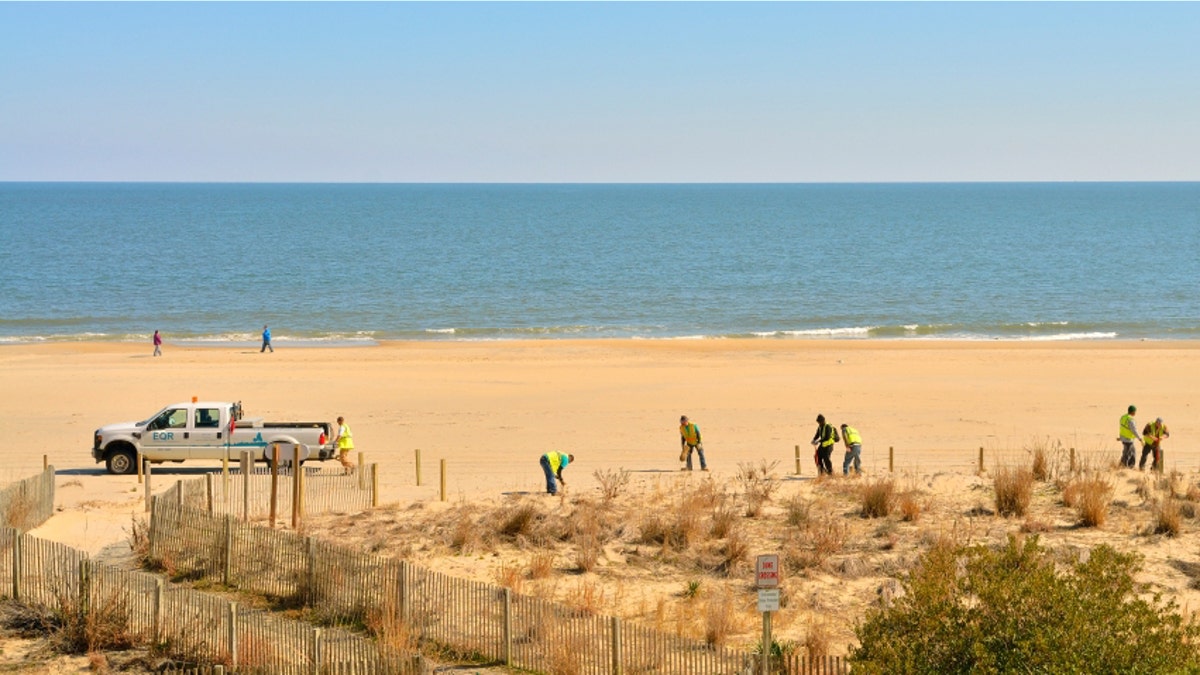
[150, 498, 821, 674]
[0, 466, 56, 532]
[166, 463, 374, 523]
[0, 528, 428, 674]
[780, 655, 851, 674]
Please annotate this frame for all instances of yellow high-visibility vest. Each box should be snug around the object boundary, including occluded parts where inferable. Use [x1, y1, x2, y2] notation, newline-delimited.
[1119, 414, 1136, 441]
[844, 426, 862, 445]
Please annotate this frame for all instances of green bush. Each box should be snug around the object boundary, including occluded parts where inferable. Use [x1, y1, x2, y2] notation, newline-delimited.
[850, 535, 1200, 673]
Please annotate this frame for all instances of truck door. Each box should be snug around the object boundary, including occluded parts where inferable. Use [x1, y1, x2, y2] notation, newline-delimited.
[189, 406, 225, 459]
[142, 407, 190, 457]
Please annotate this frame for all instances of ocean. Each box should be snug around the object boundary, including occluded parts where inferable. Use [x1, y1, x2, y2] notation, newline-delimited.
[2, 182, 1198, 344]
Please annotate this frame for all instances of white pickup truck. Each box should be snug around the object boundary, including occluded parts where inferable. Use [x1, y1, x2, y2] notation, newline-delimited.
[91, 400, 336, 475]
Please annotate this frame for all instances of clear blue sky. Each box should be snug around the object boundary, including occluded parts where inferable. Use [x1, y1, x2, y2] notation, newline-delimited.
[2, 2, 1197, 182]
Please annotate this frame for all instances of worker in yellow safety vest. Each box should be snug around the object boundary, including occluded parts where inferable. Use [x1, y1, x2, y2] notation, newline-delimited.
[334, 416, 355, 474]
[679, 415, 708, 471]
[1140, 417, 1169, 472]
[811, 414, 838, 476]
[540, 451, 575, 495]
[840, 424, 863, 475]
[1118, 405, 1141, 468]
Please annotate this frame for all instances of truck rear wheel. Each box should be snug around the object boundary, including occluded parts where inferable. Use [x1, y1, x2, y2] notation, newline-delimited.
[106, 449, 137, 475]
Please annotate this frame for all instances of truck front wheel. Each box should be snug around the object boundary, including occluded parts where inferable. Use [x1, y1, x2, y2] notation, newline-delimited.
[106, 449, 137, 475]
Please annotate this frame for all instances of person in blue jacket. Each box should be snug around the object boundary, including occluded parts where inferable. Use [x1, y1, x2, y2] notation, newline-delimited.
[261, 325, 274, 353]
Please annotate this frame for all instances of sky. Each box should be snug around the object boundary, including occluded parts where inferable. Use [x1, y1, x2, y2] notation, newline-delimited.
[1, 2, 1198, 183]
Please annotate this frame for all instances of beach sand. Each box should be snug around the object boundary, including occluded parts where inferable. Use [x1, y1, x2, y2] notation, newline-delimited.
[4, 340, 1196, 499]
[3, 339, 1200, 660]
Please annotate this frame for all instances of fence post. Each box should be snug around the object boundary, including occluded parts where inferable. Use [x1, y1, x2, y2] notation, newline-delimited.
[153, 578, 163, 645]
[79, 559, 91, 617]
[889, 446, 894, 473]
[371, 464, 379, 508]
[43, 454, 48, 472]
[228, 601, 238, 668]
[440, 459, 447, 502]
[311, 627, 323, 675]
[206, 474, 214, 514]
[1070, 447, 1076, 472]
[144, 461, 153, 513]
[137, 451, 143, 484]
[794, 445, 801, 475]
[306, 537, 317, 607]
[399, 560, 409, 623]
[224, 515, 234, 587]
[292, 444, 303, 529]
[415, 449, 422, 486]
[978, 447, 984, 475]
[148, 493, 158, 562]
[611, 615, 622, 675]
[175, 480, 184, 509]
[358, 452, 366, 490]
[503, 587, 513, 666]
[11, 530, 21, 601]
[241, 451, 251, 522]
[270, 444, 280, 528]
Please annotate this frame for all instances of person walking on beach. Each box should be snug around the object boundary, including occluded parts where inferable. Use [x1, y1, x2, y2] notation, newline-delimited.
[679, 415, 708, 471]
[261, 325, 274, 353]
[811, 414, 838, 476]
[152, 330, 162, 357]
[840, 423, 863, 475]
[540, 451, 574, 495]
[1140, 417, 1169, 472]
[1119, 405, 1141, 468]
[333, 416, 355, 473]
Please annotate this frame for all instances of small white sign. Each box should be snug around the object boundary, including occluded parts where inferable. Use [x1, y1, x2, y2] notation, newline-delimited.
[756, 554, 781, 588]
[757, 588, 781, 613]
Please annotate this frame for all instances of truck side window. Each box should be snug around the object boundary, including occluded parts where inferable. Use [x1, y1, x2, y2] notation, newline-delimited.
[165, 409, 188, 429]
[196, 408, 220, 428]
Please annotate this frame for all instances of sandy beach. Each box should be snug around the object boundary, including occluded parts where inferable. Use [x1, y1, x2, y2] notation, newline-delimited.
[3, 339, 1200, 663]
[4, 339, 1196, 497]
[3, 338, 1196, 553]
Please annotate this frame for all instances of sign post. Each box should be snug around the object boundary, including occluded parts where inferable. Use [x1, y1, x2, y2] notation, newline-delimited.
[756, 554, 781, 675]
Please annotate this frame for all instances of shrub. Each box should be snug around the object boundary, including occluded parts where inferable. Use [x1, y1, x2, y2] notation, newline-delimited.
[1075, 474, 1113, 527]
[1187, 484, 1200, 502]
[804, 619, 832, 658]
[1030, 443, 1050, 481]
[785, 518, 847, 571]
[993, 466, 1034, 517]
[1154, 498, 1182, 537]
[710, 503, 738, 539]
[737, 461, 781, 517]
[497, 502, 540, 539]
[898, 493, 922, 522]
[860, 479, 895, 519]
[574, 535, 602, 572]
[719, 526, 749, 576]
[593, 468, 631, 503]
[529, 551, 555, 579]
[494, 562, 523, 591]
[566, 580, 606, 615]
[703, 589, 738, 646]
[784, 494, 812, 528]
[851, 535, 1200, 673]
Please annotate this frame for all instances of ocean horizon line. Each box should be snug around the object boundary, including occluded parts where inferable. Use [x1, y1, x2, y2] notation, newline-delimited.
[3, 180, 1200, 186]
